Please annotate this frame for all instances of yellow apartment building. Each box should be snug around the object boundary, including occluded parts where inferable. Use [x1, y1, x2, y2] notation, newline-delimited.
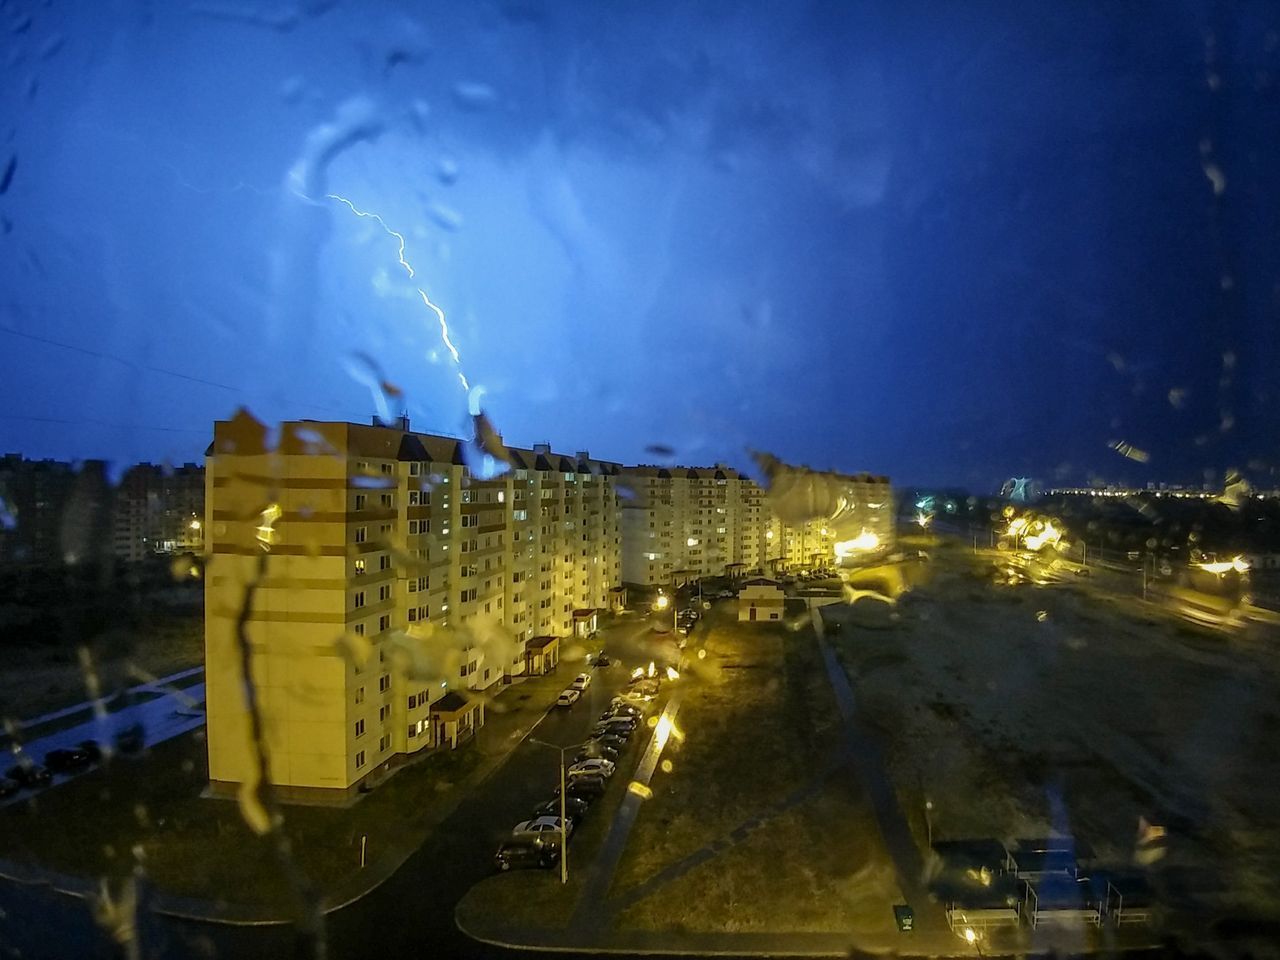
[204, 414, 621, 802]
[619, 463, 894, 585]
[619, 465, 771, 586]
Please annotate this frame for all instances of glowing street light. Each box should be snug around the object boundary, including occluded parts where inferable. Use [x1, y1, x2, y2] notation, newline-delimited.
[1195, 556, 1251, 575]
[834, 530, 879, 560]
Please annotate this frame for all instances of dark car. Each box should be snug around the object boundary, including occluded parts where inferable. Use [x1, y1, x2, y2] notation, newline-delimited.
[0, 778, 20, 799]
[6, 763, 52, 788]
[608, 703, 643, 718]
[78, 740, 105, 762]
[578, 742, 620, 763]
[494, 840, 560, 872]
[534, 795, 590, 821]
[593, 654, 612, 668]
[593, 717, 638, 737]
[588, 732, 628, 752]
[44, 747, 92, 773]
[557, 775, 606, 799]
[114, 723, 145, 755]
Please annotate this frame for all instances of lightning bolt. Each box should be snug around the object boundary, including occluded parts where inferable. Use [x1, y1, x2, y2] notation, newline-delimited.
[326, 193, 470, 392]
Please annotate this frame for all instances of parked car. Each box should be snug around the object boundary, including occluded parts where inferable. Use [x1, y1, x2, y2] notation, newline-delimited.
[494, 839, 560, 872]
[568, 758, 615, 779]
[599, 711, 640, 727]
[78, 740, 104, 762]
[571, 673, 592, 692]
[43, 747, 92, 773]
[0, 778, 20, 799]
[587, 732, 628, 752]
[555, 689, 581, 708]
[512, 816, 573, 845]
[556, 775, 606, 799]
[576, 743, 618, 764]
[591, 725, 634, 744]
[594, 716, 638, 735]
[533, 795, 590, 821]
[5, 763, 52, 788]
[609, 697, 645, 715]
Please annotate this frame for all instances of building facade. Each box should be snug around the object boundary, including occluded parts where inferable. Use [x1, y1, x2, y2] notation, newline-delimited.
[204, 415, 622, 801]
[619, 464, 893, 585]
[619, 465, 770, 586]
[112, 462, 205, 563]
[0, 453, 78, 566]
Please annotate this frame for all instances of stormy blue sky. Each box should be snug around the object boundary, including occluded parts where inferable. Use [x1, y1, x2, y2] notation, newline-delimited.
[1, 0, 1277, 490]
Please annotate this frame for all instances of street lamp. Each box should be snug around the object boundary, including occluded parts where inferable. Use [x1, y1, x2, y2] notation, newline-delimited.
[528, 738, 584, 884]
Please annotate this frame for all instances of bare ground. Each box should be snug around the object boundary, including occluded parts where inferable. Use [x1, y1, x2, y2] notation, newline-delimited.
[826, 540, 1280, 926]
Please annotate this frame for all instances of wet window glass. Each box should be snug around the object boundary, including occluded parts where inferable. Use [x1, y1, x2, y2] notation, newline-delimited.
[0, 3, 1277, 959]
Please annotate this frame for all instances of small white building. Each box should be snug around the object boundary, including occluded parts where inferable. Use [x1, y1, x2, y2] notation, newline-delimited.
[738, 578, 784, 622]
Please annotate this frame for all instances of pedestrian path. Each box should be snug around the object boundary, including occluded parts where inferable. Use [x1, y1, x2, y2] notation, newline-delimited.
[811, 607, 946, 932]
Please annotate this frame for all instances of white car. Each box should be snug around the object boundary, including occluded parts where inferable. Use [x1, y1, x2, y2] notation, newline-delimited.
[567, 758, 615, 779]
[571, 672, 592, 692]
[556, 689, 581, 707]
[512, 816, 573, 845]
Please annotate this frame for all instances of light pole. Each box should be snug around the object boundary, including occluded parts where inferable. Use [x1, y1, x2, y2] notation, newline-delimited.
[528, 738, 583, 884]
[924, 799, 934, 848]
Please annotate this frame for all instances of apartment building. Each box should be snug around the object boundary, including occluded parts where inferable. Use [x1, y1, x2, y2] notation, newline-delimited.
[620, 463, 894, 585]
[619, 465, 770, 585]
[112, 462, 204, 562]
[204, 414, 622, 802]
[0, 453, 77, 566]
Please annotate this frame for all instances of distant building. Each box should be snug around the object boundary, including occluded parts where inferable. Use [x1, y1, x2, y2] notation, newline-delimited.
[738, 577, 784, 622]
[0, 453, 77, 566]
[619, 464, 770, 585]
[112, 462, 204, 562]
[204, 415, 622, 802]
[619, 462, 894, 585]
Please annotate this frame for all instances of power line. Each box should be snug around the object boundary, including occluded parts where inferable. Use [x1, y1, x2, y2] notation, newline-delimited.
[0, 323, 367, 419]
[0, 414, 209, 434]
[0, 322, 241, 393]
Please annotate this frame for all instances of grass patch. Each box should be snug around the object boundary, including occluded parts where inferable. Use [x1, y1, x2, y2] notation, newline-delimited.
[611, 612, 842, 895]
[615, 780, 900, 936]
